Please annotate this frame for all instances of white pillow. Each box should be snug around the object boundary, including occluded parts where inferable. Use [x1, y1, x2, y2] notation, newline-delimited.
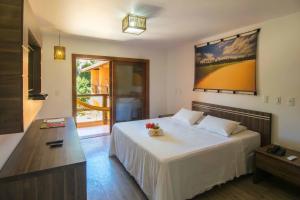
[232, 125, 248, 135]
[195, 115, 205, 124]
[172, 108, 204, 125]
[197, 115, 240, 136]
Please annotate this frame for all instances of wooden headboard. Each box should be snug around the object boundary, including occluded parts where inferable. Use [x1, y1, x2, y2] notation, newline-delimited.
[192, 101, 272, 146]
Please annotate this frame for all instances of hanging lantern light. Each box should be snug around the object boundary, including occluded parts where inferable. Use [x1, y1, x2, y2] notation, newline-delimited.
[54, 32, 66, 60]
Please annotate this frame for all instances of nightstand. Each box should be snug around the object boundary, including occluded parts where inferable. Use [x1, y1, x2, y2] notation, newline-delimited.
[254, 145, 300, 187]
[158, 114, 174, 118]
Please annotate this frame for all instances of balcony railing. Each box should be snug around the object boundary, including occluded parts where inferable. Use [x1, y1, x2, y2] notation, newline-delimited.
[76, 94, 110, 125]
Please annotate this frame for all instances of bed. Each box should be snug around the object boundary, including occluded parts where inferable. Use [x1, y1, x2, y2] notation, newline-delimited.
[109, 101, 272, 200]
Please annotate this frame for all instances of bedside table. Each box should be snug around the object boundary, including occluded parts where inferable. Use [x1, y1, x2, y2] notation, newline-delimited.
[254, 145, 300, 187]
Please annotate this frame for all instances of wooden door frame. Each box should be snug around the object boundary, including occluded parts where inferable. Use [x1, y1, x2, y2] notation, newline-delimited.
[72, 54, 150, 130]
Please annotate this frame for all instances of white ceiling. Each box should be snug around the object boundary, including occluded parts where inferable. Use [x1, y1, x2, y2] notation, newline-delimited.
[29, 0, 300, 47]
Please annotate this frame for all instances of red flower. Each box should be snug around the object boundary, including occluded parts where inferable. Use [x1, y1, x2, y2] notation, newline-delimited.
[146, 123, 159, 129]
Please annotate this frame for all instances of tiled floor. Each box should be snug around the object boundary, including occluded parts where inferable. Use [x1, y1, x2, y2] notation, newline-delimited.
[77, 125, 110, 139]
[80, 136, 300, 200]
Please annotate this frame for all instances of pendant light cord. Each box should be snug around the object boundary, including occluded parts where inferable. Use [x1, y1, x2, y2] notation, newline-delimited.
[59, 32, 61, 46]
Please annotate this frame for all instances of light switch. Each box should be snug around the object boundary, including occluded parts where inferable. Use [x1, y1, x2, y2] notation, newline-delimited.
[178, 89, 182, 95]
[263, 96, 269, 103]
[275, 97, 281, 105]
[175, 88, 182, 96]
[288, 97, 296, 107]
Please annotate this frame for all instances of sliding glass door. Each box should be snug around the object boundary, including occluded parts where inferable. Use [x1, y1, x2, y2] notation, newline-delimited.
[111, 60, 149, 124]
[72, 54, 149, 133]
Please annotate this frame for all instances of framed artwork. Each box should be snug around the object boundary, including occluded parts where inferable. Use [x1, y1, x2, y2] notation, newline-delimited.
[194, 30, 259, 94]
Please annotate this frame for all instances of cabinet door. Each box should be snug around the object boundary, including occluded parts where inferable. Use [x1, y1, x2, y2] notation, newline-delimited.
[111, 60, 149, 124]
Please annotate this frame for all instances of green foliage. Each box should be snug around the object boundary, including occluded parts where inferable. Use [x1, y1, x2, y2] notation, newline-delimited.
[79, 71, 91, 82]
[76, 59, 97, 75]
[76, 76, 91, 103]
[76, 76, 91, 94]
[76, 59, 97, 102]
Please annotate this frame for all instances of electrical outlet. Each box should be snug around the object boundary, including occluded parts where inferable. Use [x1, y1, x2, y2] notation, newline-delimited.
[288, 97, 296, 107]
[275, 97, 281, 105]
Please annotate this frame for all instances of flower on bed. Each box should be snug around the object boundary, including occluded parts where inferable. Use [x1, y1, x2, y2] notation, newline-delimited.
[146, 123, 163, 136]
[145, 123, 160, 129]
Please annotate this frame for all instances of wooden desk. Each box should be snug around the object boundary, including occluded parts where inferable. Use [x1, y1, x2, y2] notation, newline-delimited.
[254, 145, 300, 187]
[0, 118, 86, 200]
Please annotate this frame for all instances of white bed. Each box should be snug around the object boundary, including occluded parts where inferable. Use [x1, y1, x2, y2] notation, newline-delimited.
[109, 117, 260, 200]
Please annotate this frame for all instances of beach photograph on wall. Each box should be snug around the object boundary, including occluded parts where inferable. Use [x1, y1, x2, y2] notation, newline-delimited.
[194, 31, 258, 93]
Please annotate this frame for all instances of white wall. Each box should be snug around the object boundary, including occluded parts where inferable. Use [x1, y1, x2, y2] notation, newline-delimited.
[166, 12, 300, 151]
[37, 34, 167, 119]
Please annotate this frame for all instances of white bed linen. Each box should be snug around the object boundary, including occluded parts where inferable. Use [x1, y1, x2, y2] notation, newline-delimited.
[109, 117, 260, 200]
[0, 132, 24, 170]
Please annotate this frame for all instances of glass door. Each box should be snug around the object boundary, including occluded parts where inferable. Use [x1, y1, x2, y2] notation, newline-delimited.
[111, 60, 149, 124]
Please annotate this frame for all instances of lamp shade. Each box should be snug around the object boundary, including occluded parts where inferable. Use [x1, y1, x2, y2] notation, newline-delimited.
[122, 14, 146, 35]
[54, 46, 66, 60]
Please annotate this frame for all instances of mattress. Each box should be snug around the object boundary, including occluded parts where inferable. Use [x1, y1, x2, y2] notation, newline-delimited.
[109, 117, 260, 200]
[0, 132, 24, 170]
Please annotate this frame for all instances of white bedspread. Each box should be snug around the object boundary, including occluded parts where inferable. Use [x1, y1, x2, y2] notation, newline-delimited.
[109, 117, 260, 200]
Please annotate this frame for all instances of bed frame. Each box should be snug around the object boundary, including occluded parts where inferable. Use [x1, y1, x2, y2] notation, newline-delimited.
[192, 101, 272, 146]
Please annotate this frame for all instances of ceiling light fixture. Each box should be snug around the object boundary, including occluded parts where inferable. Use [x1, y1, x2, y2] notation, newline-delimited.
[54, 32, 66, 60]
[122, 14, 146, 35]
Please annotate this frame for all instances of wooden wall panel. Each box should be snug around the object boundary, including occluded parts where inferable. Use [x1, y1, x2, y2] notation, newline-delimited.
[0, 52, 22, 75]
[0, 76, 22, 97]
[0, 0, 44, 133]
[0, 3, 22, 30]
[0, 99, 22, 133]
[0, 0, 23, 134]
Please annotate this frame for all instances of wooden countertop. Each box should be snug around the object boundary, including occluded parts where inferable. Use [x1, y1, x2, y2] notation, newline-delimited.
[256, 145, 300, 168]
[0, 118, 86, 180]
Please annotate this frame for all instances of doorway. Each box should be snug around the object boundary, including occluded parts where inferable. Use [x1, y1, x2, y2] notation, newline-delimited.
[74, 57, 110, 138]
[72, 54, 149, 138]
